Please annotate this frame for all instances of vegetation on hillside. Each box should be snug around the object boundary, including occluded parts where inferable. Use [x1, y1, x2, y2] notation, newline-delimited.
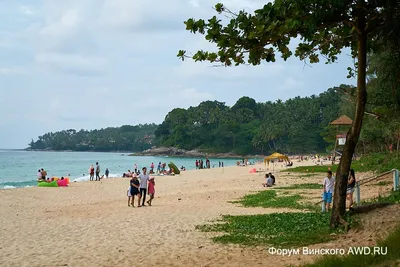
[155, 89, 341, 155]
[28, 124, 157, 152]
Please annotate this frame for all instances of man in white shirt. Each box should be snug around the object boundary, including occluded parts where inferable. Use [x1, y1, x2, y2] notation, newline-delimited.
[138, 167, 150, 207]
[323, 170, 335, 211]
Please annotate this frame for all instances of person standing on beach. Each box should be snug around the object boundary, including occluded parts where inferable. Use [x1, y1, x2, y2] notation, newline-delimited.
[37, 169, 42, 181]
[138, 167, 150, 207]
[195, 160, 199, 169]
[322, 171, 335, 211]
[157, 162, 161, 174]
[105, 168, 109, 178]
[95, 162, 100, 181]
[128, 174, 140, 207]
[347, 169, 356, 208]
[150, 162, 154, 173]
[89, 165, 94, 181]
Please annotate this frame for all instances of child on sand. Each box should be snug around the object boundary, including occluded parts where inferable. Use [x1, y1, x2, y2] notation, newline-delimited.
[147, 177, 155, 206]
[322, 170, 335, 211]
[128, 174, 140, 207]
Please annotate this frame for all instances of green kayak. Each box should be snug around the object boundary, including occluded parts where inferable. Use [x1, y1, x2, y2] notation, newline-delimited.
[168, 161, 180, 174]
[38, 180, 58, 187]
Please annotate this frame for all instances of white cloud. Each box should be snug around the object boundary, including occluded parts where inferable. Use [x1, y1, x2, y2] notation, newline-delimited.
[0, 0, 356, 148]
[20, 5, 36, 16]
[0, 68, 22, 75]
[35, 53, 106, 75]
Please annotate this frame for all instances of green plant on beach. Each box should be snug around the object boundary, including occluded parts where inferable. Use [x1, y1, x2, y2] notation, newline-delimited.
[274, 183, 322, 190]
[231, 190, 315, 210]
[301, 224, 400, 267]
[197, 212, 343, 248]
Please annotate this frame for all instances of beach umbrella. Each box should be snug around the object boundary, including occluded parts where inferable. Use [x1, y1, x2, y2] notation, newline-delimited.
[263, 152, 289, 171]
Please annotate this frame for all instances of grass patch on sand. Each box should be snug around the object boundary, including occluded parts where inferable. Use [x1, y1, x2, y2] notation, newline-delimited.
[231, 190, 315, 210]
[374, 181, 392, 187]
[197, 212, 344, 248]
[360, 190, 400, 205]
[301, 224, 400, 267]
[286, 152, 400, 174]
[275, 183, 322, 190]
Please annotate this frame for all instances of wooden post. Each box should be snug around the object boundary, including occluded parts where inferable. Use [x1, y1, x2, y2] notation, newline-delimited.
[355, 181, 361, 204]
[393, 169, 399, 191]
[321, 197, 326, 212]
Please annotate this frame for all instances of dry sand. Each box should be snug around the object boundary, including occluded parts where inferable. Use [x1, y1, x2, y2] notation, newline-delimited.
[0, 159, 398, 267]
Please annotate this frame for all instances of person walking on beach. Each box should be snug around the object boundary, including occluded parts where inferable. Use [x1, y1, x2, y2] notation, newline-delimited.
[128, 174, 140, 207]
[147, 177, 155, 206]
[105, 168, 109, 178]
[95, 162, 100, 181]
[89, 165, 95, 181]
[322, 171, 335, 211]
[138, 167, 150, 207]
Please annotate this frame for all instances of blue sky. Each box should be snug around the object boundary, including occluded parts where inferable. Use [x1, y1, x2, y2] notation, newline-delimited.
[0, 0, 355, 149]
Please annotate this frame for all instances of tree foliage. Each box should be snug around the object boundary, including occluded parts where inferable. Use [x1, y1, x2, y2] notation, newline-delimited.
[178, 0, 400, 227]
[155, 91, 341, 155]
[28, 124, 158, 152]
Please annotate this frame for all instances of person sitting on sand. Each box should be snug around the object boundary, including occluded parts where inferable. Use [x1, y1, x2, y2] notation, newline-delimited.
[123, 170, 132, 178]
[268, 173, 276, 185]
[146, 177, 155, 206]
[128, 174, 140, 207]
[262, 174, 274, 187]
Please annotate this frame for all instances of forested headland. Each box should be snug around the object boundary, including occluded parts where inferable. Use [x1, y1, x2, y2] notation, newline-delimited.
[28, 50, 400, 157]
[27, 124, 158, 152]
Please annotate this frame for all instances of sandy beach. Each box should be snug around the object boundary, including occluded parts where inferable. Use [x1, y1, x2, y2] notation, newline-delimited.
[1, 160, 398, 267]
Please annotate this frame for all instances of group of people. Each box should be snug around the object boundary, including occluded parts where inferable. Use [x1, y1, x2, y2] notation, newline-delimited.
[127, 167, 155, 207]
[195, 159, 225, 169]
[322, 169, 356, 211]
[88, 162, 109, 181]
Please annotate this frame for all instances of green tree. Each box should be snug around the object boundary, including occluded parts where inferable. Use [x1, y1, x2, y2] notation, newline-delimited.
[177, 0, 399, 227]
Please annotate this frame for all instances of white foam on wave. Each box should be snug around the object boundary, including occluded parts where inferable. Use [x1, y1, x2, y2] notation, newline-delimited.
[2, 185, 17, 189]
[73, 173, 122, 182]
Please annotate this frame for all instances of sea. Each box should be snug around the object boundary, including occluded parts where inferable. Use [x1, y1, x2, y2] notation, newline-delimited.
[0, 150, 254, 189]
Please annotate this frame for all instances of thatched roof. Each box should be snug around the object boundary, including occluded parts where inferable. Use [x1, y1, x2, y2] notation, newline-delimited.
[330, 115, 353, 125]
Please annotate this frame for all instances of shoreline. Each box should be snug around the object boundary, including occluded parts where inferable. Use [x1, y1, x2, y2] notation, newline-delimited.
[20, 148, 265, 159]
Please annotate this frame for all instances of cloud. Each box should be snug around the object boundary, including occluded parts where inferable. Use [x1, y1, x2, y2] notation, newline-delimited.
[0, 0, 356, 148]
[0, 68, 23, 75]
[35, 53, 106, 76]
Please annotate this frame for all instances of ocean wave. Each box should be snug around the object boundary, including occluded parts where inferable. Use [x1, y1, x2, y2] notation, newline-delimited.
[0, 180, 37, 189]
[72, 173, 122, 182]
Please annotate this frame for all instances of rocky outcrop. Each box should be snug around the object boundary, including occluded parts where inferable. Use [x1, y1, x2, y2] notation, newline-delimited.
[131, 147, 258, 158]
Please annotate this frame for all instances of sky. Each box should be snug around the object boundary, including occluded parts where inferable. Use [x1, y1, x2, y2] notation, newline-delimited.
[0, 0, 356, 149]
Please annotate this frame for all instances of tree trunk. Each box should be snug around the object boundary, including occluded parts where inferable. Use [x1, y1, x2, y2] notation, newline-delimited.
[330, 7, 367, 228]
